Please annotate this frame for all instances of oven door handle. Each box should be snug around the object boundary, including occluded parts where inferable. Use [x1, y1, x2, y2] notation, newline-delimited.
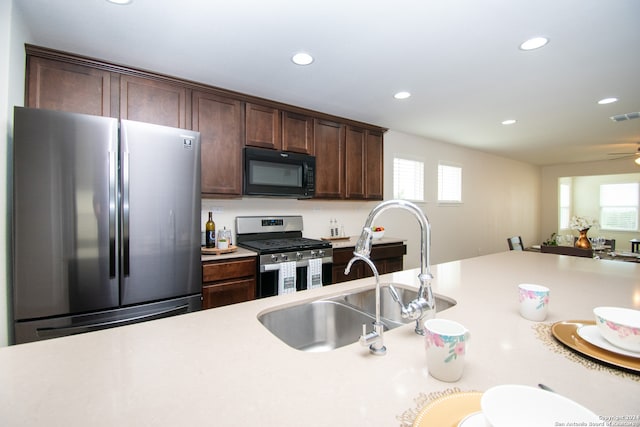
[262, 264, 283, 272]
[260, 257, 332, 273]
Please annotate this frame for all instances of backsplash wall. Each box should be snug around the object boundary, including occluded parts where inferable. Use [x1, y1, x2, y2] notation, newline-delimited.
[201, 198, 380, 244]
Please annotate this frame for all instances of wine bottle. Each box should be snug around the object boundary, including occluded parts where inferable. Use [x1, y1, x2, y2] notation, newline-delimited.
[205, 212, 216, 248]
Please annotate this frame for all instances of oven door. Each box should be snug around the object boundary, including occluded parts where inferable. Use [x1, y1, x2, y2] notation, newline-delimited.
[258, 260, 332, 298]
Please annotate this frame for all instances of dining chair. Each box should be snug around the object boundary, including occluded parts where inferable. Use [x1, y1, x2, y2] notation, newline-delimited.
[605, 239, 616, 251]
[507, 236, 524, 251]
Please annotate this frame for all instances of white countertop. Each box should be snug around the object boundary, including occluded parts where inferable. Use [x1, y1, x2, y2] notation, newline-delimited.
[328, 235, 406, 249]
[201, 246, 257, 262]
[1, 251, 638, 426]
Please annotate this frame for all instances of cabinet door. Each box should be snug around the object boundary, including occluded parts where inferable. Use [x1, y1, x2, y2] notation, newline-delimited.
[120, 75, 187, 128]
[245, 103, 281, 149]
[314, 119, 345, 199]
[365, 130, 383, 200]
[202, 278, 256, 309]
[282, 111, 314, 154]
[345, 126, 365, 199]
[192, 90, 243, 196]
[26, 56, 113, 117]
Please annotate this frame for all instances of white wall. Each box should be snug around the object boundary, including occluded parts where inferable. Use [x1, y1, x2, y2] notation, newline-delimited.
[381, 131, 540, 265]
[2, 0, 29, 347]
[541, 159, 639, 251]
[203, 130, 541, 269]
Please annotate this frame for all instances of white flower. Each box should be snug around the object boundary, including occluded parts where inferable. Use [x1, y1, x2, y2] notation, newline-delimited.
[569, 215, 598, 231]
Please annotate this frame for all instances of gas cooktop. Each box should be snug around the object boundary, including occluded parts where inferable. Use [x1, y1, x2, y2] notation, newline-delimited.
[238, 237, 331, 254]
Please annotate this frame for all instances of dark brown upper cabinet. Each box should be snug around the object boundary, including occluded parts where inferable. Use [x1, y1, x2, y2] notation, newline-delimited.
[314, 119, 345, 199]
[345, 126, 383, 200]
[192, 90, 243, 196]
[26, 56, 113, 117]
[245, 102, 281, 150]
[282, 111, 314, 155]
[345, 126, 366, 199]
[365, 129, 384, 200]
[119, 74, 188, 129]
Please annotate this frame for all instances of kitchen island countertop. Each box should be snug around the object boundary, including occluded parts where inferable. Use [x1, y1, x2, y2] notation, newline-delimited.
[1, 251, 638, 426]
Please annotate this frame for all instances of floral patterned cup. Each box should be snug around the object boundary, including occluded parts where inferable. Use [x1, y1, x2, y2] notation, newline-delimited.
[424, 318, 470, 382]
[518, 284, 550, 321]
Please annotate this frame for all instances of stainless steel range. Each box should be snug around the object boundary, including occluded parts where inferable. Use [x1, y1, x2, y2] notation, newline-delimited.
[236, 216, 333, 298]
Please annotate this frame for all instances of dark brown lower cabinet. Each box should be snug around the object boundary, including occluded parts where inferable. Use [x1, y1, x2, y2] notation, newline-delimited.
[332, 242, 406, 284]
[202, 257, 256, 309]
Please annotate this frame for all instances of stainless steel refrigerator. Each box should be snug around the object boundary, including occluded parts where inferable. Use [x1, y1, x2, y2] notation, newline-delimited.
[12, 107, 202, 344]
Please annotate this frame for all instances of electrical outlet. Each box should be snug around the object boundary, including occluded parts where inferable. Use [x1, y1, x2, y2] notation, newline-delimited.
[210, 206, 224, 214]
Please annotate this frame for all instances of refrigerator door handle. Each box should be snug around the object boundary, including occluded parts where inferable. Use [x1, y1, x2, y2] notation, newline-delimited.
[34, 305, 190, 339]
[123, 151, 130, 276]
[109, 151, 117, 278]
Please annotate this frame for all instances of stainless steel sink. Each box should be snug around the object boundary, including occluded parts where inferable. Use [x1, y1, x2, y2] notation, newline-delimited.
[258, 285, 457, 352]
[258, 300, 377, 352]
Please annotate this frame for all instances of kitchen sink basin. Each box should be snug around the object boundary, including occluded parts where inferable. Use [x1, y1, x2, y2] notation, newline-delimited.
[258, 284, 457, 352]
[328, 284, 457, 325]
[258, 300, 377, 352]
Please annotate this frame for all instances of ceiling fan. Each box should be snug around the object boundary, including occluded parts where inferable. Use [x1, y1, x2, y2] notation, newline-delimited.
[608, 144, 640, 164]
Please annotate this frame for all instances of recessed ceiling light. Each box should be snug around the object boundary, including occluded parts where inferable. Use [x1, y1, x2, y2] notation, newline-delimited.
[598, 97, 618, 105]
[393, 91, 411, 100]
[107, 0, 133, 4]
[519, 37, 549, 51]
[501, 119, 517, 125]
[291, 52, 314, 66]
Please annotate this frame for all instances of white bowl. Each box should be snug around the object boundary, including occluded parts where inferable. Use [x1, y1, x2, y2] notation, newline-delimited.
[371, 230, 385, 239]
[593, 306, 640, 353]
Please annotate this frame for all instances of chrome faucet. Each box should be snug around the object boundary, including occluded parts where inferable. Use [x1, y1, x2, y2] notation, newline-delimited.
[345, 253, 387, 355]
[348, 199, 435, 337]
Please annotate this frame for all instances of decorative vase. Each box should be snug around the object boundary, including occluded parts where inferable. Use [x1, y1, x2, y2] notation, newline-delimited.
[575, 228, 592, 249]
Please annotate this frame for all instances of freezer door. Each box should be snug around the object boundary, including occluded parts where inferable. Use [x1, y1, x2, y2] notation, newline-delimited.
[120, 120, 201, 305]
[14, 294, 201, 344]
[13, 107, 120, 320]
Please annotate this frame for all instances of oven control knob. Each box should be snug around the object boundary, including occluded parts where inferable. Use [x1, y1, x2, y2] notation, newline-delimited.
[318, 250, 325, 257]
[281, 254, 288, 261]
[296, 252, 303, 260]
[271, 254, 279, 262]
[310, 251, 317, 258]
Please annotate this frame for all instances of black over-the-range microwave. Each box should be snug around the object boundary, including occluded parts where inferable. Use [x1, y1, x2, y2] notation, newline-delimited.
[243, 147, 316, 198]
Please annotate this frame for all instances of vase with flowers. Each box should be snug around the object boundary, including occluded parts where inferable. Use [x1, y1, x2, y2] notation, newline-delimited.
[569, 215, 598, 249]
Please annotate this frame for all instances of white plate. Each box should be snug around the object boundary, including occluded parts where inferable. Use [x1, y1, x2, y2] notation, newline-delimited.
[577, 324, 640, 359]
[458, 411, 489, 427]
[481, 385, 599, 427]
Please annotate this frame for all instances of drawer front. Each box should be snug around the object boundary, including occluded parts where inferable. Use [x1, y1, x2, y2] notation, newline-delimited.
[370, 243, 406, 261]
[202, 257, 256, 282]
[202, 278, 256, 309]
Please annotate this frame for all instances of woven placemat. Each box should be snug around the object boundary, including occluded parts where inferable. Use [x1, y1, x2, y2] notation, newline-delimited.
[533, 322, 639, 382]
[396, 387, 478, 427]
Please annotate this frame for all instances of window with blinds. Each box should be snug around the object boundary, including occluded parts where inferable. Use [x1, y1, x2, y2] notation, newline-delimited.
[393, 157, 424, 201]
[600, 183, 639, 231]
[438, 162, 462, 203]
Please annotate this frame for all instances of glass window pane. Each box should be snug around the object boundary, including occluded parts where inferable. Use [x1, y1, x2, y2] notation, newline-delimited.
[393, 157, 424, 201]
[438, 163, 462, 202]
